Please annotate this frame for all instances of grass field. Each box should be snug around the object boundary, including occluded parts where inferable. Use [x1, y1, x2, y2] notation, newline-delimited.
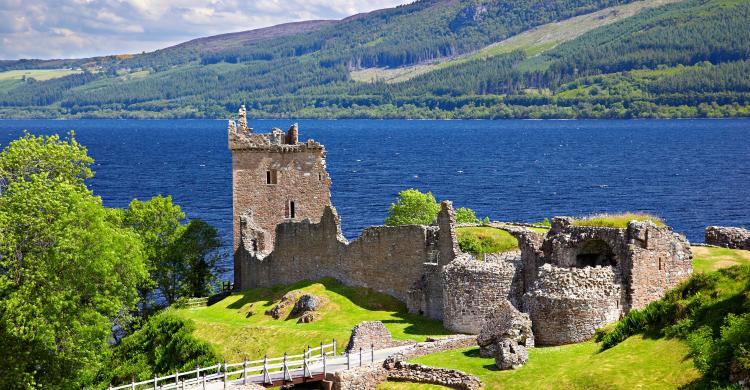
[456, 227, 519, 255]
[351, 0, 682, 84]
[378, 336, 700, 390]
[0, 68, 82, 81]
[171, 277, 448, 362]
[692, 245, 750, 273]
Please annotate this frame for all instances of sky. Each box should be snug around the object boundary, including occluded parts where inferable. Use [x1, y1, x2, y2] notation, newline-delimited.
[0, 0, 411, 60]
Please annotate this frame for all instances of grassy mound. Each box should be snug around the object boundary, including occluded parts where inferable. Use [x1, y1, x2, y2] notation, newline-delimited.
[596, 264, 750, 387]
[456, 227, 519, 256]
[379, 336, 698, 390]
[571, 213, 665, 228]
[171, 278, 448, 362]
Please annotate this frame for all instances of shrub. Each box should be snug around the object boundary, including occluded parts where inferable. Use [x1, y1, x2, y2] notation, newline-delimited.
[385, 188, 440, 226]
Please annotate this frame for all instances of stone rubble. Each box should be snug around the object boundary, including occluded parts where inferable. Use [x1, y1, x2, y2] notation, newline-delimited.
[476, 298, 534, 367]
[705, 226, 750, 250]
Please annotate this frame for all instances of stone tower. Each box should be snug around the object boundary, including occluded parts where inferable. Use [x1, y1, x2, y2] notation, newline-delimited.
[228, 106, 331, 285]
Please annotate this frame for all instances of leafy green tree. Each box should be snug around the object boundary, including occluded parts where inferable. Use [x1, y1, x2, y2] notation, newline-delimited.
[123, 196, 184, 314]
[123, 196, 223, 308]
[455, 207, 478, 224]
[385, 188, 440, 226]
[0, 134, 147, 389]
[107, 313, 219, 385]
[0, 132, 93, 189]
[174, 219, 222, 299]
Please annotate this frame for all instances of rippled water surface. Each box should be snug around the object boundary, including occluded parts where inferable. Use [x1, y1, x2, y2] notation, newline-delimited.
[1, 119, 748, 280]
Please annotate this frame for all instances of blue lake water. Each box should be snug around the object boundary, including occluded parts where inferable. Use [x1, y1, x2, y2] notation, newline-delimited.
[1, 119, 748, 281]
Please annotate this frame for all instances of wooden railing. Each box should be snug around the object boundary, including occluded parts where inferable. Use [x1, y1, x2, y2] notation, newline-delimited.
[109, 340, 338, 390]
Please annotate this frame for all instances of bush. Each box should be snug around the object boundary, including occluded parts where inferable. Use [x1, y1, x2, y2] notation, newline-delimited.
[385, 188, 440, 226]
[106, 313, 219, 386]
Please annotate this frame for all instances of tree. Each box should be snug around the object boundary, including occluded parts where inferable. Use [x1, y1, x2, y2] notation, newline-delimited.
[174, 219, 222, 299]
[123, 196, 223, 308]
[0, 132, 93, 190]
[385, 188, 440, 226]
[0, 134, 147, 389]
[123, 196, 184, 314]
[455, 207, 478, 224]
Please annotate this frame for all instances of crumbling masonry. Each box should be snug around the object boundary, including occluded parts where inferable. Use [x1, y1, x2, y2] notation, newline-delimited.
[228, 107, 693, 345]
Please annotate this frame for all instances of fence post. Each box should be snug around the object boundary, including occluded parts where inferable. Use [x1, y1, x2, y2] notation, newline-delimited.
[263, 354, 271, 384]
[333, 339, 337, 356]
[196, 365, 200, 380]
[153, 373, 157, 390]
[181, 379, 185, 390]
[371, 343, 374, 366]
[223, 360, 227, 389]
[346, 352, 350, 370]
[323, 352, 327, 377]
[320, 341, 324, 358]
[283, 352, 291, 382]
[202, 371, 206, 390]
[131, 375, 135, 390]
[359, 347, 363, 367]
[175, 369, 179, 386]
[243, 359, 248, 385]
[303, 349, 309, 378]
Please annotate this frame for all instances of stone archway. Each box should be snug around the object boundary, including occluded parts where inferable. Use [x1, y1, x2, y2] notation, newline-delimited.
[574, 239, 616, 267]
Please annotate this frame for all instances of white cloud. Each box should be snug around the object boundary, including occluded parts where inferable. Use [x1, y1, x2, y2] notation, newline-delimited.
[0, 0, 411, 59]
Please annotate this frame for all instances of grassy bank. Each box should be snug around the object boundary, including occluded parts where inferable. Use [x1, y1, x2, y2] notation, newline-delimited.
[171, 278, 448, 362]
[379, 336, 699, 389]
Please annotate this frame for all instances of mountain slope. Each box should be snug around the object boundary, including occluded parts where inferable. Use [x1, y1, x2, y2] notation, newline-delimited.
[0, 0, 749, 119]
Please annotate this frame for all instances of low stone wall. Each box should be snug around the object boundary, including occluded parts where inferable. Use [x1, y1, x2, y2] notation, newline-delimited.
[705, 226, 750, 250]
[329, 365, 388, 390]
[441, 253, 522, 334]
[524, 264, 623, 345]
[386, 362, 481, 390]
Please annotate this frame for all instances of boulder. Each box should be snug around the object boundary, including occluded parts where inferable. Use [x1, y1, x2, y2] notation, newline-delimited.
[477, 299, 534, 358]
[265, 291, 299, 319]
[290, 294, 320, 317]
[495, 339, 528, 370]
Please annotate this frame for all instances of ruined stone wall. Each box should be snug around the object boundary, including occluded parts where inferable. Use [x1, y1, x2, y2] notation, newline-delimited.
[441, 253, 523, 334]
[627, 221, 693, 309]
[705, 226, 750, 250]
[524, 264, 624, 345]
[236, 203, 459, 319]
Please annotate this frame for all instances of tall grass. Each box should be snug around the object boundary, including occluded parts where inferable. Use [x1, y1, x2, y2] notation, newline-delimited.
[572, 212, 665, 228]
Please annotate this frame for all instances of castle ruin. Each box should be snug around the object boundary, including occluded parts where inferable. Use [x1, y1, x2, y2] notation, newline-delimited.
[228, 107, 693, 345]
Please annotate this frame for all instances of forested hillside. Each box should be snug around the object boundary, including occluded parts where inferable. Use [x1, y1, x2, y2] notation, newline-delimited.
[1, 0, 749, 119]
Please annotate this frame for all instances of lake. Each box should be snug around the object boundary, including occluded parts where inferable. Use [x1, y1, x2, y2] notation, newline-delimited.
[1, 119, 748, 281]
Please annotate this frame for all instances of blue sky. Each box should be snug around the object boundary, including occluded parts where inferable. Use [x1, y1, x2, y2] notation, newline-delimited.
[0, 0, 410, 60]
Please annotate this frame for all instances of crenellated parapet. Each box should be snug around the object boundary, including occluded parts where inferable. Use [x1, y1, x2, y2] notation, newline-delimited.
[228, 105, 324, 152]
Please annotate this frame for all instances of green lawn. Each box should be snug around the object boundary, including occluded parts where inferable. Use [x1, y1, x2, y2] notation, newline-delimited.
[379, 336, 699, 390]
[0, 68, 82, 81]
[571, 212, 665, 228]
[171, 278, 448, 362]
[691, 245, 750, 273]
[456, 227, 519, 255]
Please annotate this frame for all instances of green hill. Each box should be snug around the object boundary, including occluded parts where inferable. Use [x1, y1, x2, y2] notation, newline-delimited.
[1, 0, 748, 119]
[171, 278, 448, 362]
